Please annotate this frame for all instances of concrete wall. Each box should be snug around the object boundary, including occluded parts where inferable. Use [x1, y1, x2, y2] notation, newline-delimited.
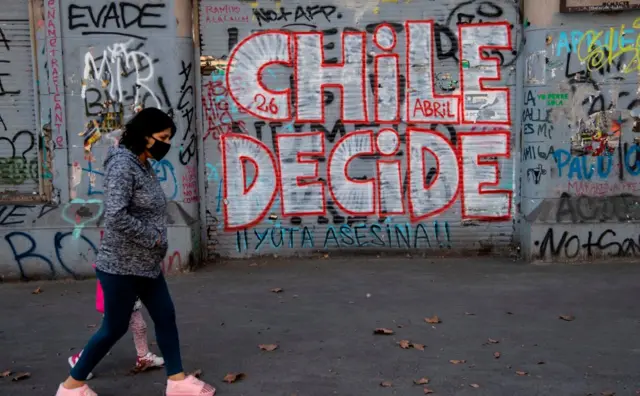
[3, 0, 638, 279]
[199, 0, 523, 258]
[0, 0, 201, 280]
[521, 0, 640, 260]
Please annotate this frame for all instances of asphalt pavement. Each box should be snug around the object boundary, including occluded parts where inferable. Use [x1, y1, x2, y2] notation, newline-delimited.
[1, 256, 640, 396]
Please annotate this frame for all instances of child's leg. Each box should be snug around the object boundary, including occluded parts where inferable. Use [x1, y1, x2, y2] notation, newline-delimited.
[129, 300, 165, 368]
[129, 304, 150, 357]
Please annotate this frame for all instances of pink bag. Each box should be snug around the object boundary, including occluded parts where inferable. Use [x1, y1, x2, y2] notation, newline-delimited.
[93, 264, 105, 313]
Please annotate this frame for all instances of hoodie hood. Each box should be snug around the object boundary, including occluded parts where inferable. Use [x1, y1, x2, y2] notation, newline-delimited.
[104, 145, 145, 170]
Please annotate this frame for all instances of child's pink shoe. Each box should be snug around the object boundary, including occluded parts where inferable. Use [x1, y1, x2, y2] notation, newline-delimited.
[55, 383, 98, 396]
[68, 351, 94, 380]
[166, 375, 216, 396]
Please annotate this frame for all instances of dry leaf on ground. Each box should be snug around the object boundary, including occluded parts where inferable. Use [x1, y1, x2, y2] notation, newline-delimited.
[414, 377, 430, 385]
[515, 371, 528, 376]
[487, 338, 499, 344]
[425, 316, 441, 324]
[398, 340, 411, 349]
[450, 360, 466, 365]
[32, 287, 42, 295]
[424, 388, 434, 394]
[559, 314, 575, 321]
[470, 384, 480, 388]
[380, 381, 392, 387]
[223, 373, 246, 383]
[189, 369, 202, 378]
[373, 328, 394, 335]
[259, 344, 278, 351]
[0, 370, 11, 378]
[601, 392, 616, 396]
[465, 312, 475, 316]
[270, 288, 283, 293]
[12, 372, 30, 381]
[412, 343, 425, 351]
[493, 352, 501, 359]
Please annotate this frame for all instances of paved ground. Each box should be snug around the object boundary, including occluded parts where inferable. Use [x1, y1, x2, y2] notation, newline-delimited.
[1, 256, 640, 396]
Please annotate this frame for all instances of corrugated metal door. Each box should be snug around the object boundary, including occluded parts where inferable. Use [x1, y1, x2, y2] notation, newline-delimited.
[199, 0, 521, 258]
[0, 2, 39, 196]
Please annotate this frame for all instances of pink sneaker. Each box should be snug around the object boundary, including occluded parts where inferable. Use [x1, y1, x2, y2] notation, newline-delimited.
[55, 383, 98, 396]
[68, 351, 94, 380]
[166, 375, 216, 396]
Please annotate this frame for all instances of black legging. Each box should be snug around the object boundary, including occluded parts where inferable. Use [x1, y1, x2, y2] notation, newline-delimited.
[70, 270, 183, 380]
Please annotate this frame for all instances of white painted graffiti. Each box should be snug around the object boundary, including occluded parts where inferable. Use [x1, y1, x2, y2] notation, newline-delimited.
[81, 39, 160, 110]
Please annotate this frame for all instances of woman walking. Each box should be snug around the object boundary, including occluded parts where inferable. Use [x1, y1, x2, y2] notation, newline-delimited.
[56, 108, 215, 396]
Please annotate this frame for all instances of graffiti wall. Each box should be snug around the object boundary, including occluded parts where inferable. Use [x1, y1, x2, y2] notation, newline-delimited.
[521, 2, 640, 260]
[199, 0, 522, 257]
[0, 3, 43, 199]
[0, 0, 202, 280]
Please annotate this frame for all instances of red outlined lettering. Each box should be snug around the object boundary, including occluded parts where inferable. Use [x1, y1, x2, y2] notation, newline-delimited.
[376, 161, 404, 215]
[375, 128, 400, 156]
[458, 131, 512, 220]
[373, 23, 397, 51]
[327, 130, 376, 215]
[227, 31, 292, 121]
[406, 128, 460, 222]
[412, 98, 457, 119]
[254, 94, 279, 115]
[375, 128, 403, 214]
[458, 22, 512, 125]
[373, 53, 400, 123]
[221, 133, 279, 231]
[294, 31, 368, 124]
[275, 131, 327, 217]
[240, 156, 259, 195]
[405, 20, 460, 124]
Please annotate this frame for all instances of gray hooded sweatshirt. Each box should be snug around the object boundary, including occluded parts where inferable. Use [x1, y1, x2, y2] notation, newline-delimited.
[95, 146, 168, 278]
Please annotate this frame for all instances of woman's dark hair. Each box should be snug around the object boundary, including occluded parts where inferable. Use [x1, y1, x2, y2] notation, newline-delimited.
[119, 107, 176, 155]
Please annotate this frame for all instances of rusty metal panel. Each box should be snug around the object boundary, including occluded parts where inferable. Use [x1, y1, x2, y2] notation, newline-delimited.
[0, 2, 40, 198]
[199, 0, 521, 258]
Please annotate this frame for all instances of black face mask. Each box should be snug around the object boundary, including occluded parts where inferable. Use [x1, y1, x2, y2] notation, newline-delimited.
[148, 137, 171, 160]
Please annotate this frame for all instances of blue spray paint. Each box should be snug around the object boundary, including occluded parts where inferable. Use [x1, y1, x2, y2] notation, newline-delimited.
[206, 163, 219, 181]
[54, 231, 98, 277]
[5, 231, 97, 280]
[211, 74, 241, 115]
[150, 159, 178, 200]
[82, 162, 104, 195]
[554, 147, 638, 180]
[61, 199, 104, 240]
[301, 227, 314, 247]
[84, 159, 178, 199]
[625, 145, 640, 176]
[555, 28, 637, 56]
[321, 221, 451, 249]
[5, 231, 55, 280]
[206, 163, 224, 214]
